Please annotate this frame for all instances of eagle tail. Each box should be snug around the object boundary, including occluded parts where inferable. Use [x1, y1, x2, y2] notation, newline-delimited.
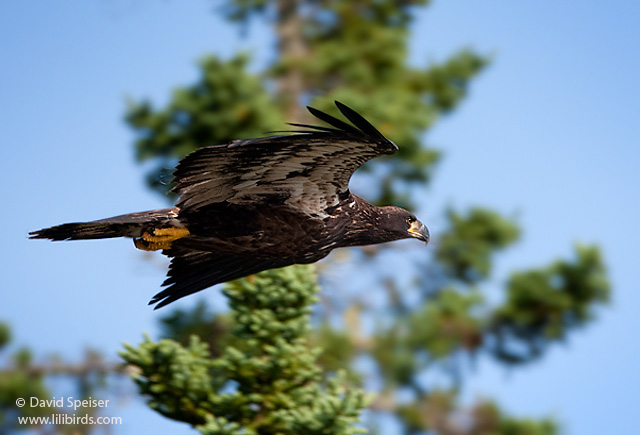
[29, 208, 180, 241]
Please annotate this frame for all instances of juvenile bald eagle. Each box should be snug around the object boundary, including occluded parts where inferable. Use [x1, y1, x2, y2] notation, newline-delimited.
[31, 101, 429, 309]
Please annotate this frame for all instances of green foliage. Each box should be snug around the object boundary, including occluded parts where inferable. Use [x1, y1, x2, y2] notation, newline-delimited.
[122, 335, 221, 425]
[437, 208, 521, 283]
[490, 244, 610, 363]
[313, 322, 360, 380]
[396, 391, 559, 434]
[410, 289, 485, 359]
[159, 300, 232, 358]
[470, 400, 558, 435]
[0, 326, 53, 432]
[122, 266, 370, 434]
[223, 0, 432, 28]
[498, 417, 558, 435]
[373, 289, 485, 388]
[0, 323, 10, 350]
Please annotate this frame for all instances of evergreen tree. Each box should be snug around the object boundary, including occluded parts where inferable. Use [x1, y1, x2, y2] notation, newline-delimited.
[120, 1, 610, 434]
[121, 266, 369, 434]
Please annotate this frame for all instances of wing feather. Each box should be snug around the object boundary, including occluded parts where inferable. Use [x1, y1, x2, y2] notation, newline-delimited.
[149, 247, 290, 309]
[172, 101, 397, 217]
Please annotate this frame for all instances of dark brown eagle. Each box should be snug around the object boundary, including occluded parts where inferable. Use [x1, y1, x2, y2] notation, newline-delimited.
[30, 101, 429, 309]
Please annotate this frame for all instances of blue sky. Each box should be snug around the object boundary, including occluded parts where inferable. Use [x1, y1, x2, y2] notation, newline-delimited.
[1, 1, 639, 434]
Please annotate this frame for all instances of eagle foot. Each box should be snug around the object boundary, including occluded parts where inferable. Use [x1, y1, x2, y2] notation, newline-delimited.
[134, 227, 190, 251]
[134, 238, 173, 251]
[142, 227, 190, 243]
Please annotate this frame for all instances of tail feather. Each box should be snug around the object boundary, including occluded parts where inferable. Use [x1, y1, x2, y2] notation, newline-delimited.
[30, 221, 133, 241]
[29, 208, 179, 241]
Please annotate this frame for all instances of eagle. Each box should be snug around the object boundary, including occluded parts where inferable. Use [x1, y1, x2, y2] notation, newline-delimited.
[30, 101, 430, 309]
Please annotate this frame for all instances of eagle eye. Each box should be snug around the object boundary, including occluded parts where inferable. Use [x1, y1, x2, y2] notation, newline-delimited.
[406, 216, 416, 225]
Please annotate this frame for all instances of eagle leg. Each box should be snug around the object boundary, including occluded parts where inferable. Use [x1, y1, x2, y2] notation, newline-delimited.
[144, 227, 190, 242]
[134, 227, 190, 251]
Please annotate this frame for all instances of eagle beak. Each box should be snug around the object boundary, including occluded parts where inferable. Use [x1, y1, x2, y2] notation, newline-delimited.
[408, 220, 430, 244]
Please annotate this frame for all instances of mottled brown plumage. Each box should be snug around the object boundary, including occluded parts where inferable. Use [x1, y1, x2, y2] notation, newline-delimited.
[30, 101, 429, 308]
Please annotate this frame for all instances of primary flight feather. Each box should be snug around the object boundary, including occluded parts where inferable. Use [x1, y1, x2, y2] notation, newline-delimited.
[30, 101, 430, 309]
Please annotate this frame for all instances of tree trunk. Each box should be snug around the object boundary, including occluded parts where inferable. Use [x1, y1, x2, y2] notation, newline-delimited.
[276, 0, 307, 123]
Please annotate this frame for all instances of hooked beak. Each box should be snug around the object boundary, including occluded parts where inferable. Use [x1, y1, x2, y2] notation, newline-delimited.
[408, 220, 430, 244]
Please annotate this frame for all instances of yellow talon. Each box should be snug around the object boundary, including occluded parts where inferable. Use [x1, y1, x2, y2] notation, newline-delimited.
[142, 227, 190, 243]
[134, 238, 174, 251]
[134, 227, 190, 251]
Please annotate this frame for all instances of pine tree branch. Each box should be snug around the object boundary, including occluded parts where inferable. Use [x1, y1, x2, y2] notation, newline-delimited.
[0, 360, 130, 377]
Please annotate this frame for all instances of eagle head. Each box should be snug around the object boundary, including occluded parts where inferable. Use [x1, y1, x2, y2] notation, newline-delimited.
[377, 207, 430, 245]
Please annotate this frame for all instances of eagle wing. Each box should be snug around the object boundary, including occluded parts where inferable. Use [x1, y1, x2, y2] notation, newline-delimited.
[172, 101, 398, 218]
[150, 246, 292, 309]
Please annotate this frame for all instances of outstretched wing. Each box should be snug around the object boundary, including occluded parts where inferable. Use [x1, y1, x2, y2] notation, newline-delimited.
[149, 246, 291, 309]
[173, 101, 398, 218]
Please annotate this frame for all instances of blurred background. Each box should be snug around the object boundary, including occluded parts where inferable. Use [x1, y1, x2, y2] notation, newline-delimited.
[1, 0, 639, 434]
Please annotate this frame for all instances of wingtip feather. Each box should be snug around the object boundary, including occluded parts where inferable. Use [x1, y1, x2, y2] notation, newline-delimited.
[334, 100, 386, 140]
